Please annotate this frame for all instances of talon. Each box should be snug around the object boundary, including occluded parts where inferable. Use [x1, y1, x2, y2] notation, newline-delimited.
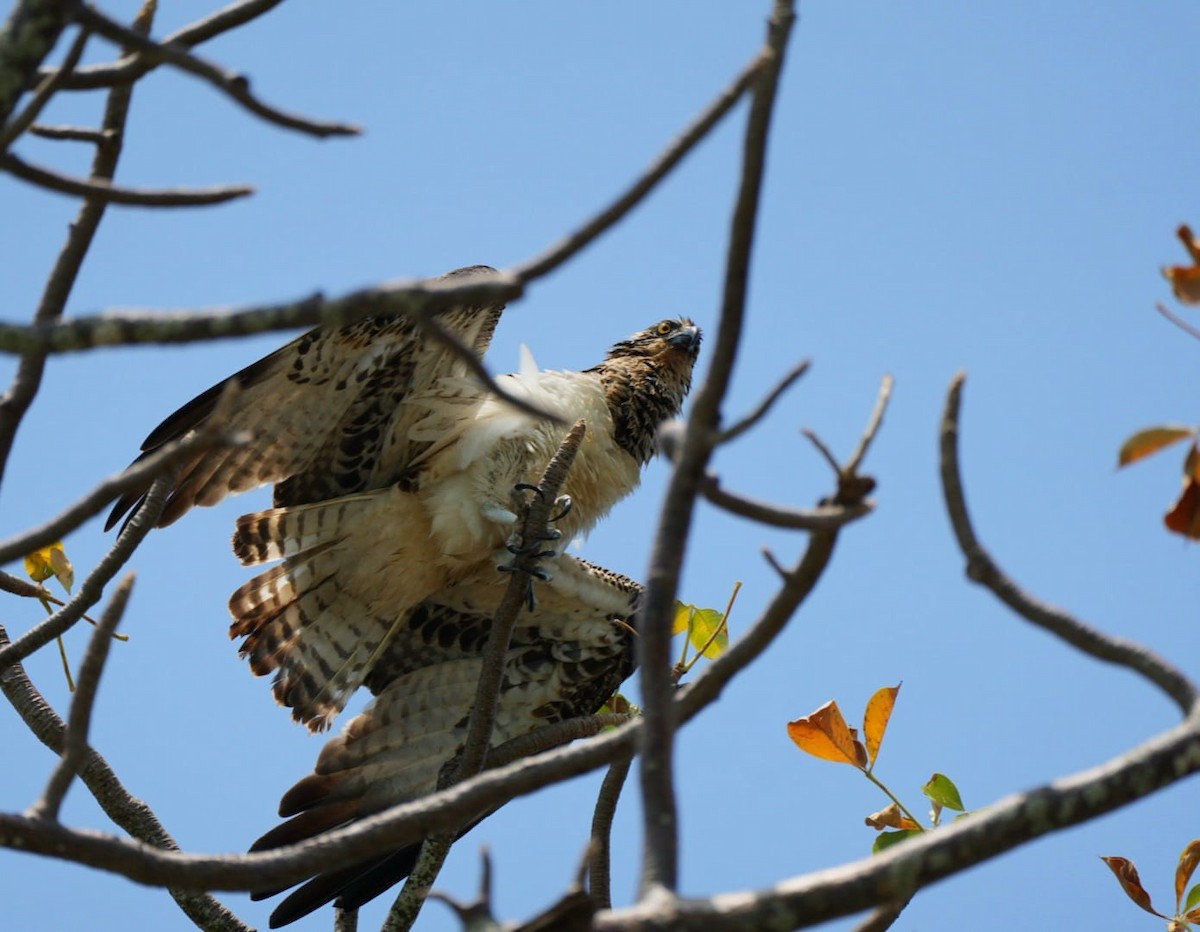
[550, 495, 573, 523]
[513, 482, 544, 500]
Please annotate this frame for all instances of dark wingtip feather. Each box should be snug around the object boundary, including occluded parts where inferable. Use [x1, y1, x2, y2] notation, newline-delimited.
[263, 846, 424, 928]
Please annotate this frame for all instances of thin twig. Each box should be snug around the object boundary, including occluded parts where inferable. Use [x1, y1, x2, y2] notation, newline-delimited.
[0, 473, 171, 675]
[486, 713, 634, 769]
[589, 758, 632, 910]
[75, 6, 360, 139]
[0, 624, 250, 930]
[513, 48, 767, 283]
[5, 706, 1200, 924]
[0, 569, 51, 599]
[939, 373, 1199, 714]
[0, 419, 241, 566]
[42, 0, 288, 89]
[0, 23, 89, 149]
[637, 0, 796, 896]
[0, 0, 152, 488]
[27, 123, 114, 143]
[1155, 301, 1200, 343]
[715, 359, 811, 445]
[386, 421, 589, 929]
[2, 152, 255, 204]
[845, 374, 893, 475]
[701, 474, 872, 529]
[29, 574, 134, 821]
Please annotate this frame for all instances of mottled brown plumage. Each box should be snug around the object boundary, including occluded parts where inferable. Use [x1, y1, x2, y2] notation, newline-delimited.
[105, 265, 504, 529]
[110, 273, 701, 926]
[249, 561, 642, 927]
[226, 315, 699, 730]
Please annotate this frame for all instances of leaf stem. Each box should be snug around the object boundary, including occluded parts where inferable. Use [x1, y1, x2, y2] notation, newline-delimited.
[861, 769, 926, 831]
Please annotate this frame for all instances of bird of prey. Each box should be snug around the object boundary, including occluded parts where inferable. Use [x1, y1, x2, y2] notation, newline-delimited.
[109, 266, 701, 922]
[109, 266, 700, 732]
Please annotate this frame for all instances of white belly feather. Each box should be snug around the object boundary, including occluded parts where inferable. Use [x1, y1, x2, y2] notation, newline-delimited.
[411, 347, 640, 556]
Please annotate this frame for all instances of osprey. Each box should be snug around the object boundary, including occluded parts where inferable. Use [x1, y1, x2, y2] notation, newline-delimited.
[109, 266, 701, 924]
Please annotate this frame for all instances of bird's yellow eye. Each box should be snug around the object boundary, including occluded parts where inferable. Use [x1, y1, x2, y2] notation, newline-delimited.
[656, 321, 675, 336]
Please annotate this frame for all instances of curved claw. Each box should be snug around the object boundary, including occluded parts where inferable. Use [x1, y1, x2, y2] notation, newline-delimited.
[513, 482, 544, 500]
[550, 495, 573, 523]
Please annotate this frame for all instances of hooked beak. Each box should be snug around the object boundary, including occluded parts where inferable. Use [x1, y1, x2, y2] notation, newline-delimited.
[667, 324, 701, 352]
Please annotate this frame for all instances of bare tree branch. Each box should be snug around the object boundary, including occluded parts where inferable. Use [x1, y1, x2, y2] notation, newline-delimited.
[0, 569, 53, 599]
[853, 898, 909, 932]
[0, 416, 242, 567]
[512, 47, 767, 283]
[0, 0, 153, 486]
[26, 122, 113, 143]
[29, 574, 133, 821]
[700, 475, 872, 529]
[588, 759, 632, 911]
[637, 0, 796, 896]
[715, 360, 810, 445]
[0, 623, 250, 931]
[939, 372, 1199, 714]
[386, 421, 590, 929]
[75, 5, 360, 139]
[0, 22, 88, 149]
[592, 707, 1200, 930]
[0, 274, 522, 354]
[487, 714, 634, 769]
[1, 151, 255, 204]
[0, 473, 170, 674]
[41, 0, 288, 89]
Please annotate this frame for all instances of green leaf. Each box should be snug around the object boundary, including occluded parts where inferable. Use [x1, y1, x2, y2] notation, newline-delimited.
[922, 773, 965, 812]
[872, 829, 921, 854]
[1185, 882, 1200, 915]
[673, 601, 728, 659]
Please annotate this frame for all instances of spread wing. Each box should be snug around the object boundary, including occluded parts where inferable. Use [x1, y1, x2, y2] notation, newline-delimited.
[248, 557, 642, 929]
[105, 265, 504, 530]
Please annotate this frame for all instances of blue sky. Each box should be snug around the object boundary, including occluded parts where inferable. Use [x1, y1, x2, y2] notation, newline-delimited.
[4, 2, 1200, 930]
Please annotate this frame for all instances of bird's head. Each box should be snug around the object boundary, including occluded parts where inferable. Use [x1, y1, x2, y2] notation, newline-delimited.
[594, 318, 702, 464]
[606, 317, 702, 370]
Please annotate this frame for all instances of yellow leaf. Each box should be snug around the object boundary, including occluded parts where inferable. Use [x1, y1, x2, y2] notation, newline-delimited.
[787, 700, 868, 768]
[688, 607, 728, 659]
[673, 601, 730, 660]
[863, 683, 900, 769]
[1176, 840, 1200, 912]
[25, 542, 73, 592]
[672, 601, 692, 636]
[1117, 427, 1195, 468]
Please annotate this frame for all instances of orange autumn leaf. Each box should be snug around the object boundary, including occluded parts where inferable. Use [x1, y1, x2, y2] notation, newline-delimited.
[864, 802, 919, 832]
[863, 683, 900, 770]
[1100, 856, 1166, 918]
[787, 700, 867, 768]
[1117, 427, 1196, 468]
[1164, 477, 1200, 539]
[1165, 225, 1200, 305]
[1176, 840, 1200, 912]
